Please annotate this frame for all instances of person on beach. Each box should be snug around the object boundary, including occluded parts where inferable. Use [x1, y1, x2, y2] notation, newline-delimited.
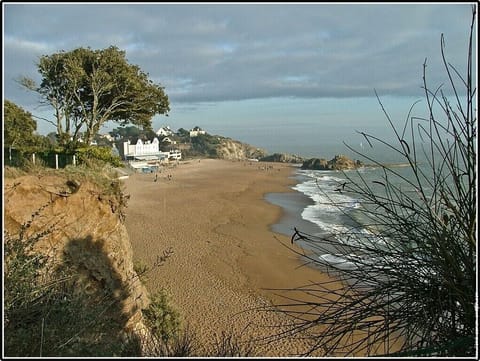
[154, 174, 158, 182]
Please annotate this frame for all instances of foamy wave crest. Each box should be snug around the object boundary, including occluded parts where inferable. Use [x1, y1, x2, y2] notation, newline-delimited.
[301, 204, 351, 233]
[335, 227, 390, 248]
[293, 170, 360, 234]
[318, 253, 360, 270]
[294, 169, 392, 252]
[318, 253, 400, 272]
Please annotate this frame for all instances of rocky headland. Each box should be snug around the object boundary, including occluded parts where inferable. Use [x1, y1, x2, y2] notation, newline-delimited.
[260, 152, 304, 163]
[301, 154, 364, 170]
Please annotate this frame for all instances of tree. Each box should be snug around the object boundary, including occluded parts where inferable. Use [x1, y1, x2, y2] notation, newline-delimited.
[268, 7, 476, 357]
[46, 132, 59, 146]
[4, 100, 40, 161]
[176, 128, 190, 141]
[20, 46, 169, 148]
[110, 125, 155, 143]
[4, 100, 37, 148]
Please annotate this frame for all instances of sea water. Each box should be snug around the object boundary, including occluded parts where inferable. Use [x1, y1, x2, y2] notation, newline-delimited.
[266, 163, 422, 271]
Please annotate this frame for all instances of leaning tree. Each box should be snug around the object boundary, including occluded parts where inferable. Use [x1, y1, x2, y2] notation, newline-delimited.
[21, 46, 169, 148]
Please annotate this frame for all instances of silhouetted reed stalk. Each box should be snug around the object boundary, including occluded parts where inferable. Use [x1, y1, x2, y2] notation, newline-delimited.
[267, 7, 476, 357]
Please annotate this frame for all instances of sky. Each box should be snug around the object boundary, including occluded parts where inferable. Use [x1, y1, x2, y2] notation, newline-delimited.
[2, 2, 477, 157]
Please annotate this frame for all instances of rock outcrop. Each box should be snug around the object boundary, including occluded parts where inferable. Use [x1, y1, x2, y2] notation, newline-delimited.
[260, 153, 304, 163]
[301, 154, 363, 170]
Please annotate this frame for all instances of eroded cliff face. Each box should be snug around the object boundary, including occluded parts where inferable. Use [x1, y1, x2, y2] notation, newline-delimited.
[215, 139, 267, 160]
[4, 172, 151, 349]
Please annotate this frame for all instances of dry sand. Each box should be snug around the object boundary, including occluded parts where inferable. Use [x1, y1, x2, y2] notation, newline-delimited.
[123, 159, 338, 356]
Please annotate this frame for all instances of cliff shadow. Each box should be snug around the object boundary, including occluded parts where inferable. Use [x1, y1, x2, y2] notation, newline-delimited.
[4, 234, 144, 357]
[53, 235, 144, 357]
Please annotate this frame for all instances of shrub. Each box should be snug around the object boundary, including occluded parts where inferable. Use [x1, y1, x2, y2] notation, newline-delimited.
[143, 290, 181, 343]
[76, 146, 123, 167]
[133, 260, 150, 283]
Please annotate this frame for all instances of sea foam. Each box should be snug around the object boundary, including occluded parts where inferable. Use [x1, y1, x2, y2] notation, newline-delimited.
[293, 170, 360, 234]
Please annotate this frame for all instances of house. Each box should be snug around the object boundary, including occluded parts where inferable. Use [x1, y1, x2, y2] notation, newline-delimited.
[156, 126, 173, 137]
[161, 137, 177, 145]
[189, 126, 206, 137]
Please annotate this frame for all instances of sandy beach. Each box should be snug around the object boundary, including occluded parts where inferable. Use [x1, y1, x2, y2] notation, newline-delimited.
[123, 159, 337, 356]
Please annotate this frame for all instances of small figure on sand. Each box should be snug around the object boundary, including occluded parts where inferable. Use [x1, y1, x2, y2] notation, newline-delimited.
[154, 174, 158, 182]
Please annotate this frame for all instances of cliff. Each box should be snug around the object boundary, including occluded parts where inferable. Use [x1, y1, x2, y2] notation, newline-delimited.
[215, 138, 267, 161]
[4, 169, 151, 355]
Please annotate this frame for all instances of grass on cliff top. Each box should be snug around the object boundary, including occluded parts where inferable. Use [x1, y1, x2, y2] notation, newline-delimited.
[4, 158, 128, 204]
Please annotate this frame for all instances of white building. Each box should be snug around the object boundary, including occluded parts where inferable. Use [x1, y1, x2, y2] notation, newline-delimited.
[156, 126, 173, 137]
[123, 138, 160, 158]
[123, 137, 181, 162]
[189, 126, 206, 137]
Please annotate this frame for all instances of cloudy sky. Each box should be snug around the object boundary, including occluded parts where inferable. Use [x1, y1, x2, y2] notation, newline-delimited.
[2, 2, 476, 155]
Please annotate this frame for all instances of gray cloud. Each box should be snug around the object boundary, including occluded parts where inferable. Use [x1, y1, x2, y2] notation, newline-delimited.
[3, 3, 475, 108]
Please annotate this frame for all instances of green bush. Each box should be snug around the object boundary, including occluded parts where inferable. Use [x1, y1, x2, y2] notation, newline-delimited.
[190, 134, 219, 158]
[133, 260, 150, 284]
[4, 226, 50, 331]
[143, 290, 181, 343]
[76, 146, 123, 167]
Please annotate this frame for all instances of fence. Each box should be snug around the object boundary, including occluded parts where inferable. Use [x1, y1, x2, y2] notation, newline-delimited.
[4, 148, 77, 169]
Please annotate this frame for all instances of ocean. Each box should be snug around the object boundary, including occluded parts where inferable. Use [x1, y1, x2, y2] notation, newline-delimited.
[265, 163, 422, 271]
[266, 166, 365, 238]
